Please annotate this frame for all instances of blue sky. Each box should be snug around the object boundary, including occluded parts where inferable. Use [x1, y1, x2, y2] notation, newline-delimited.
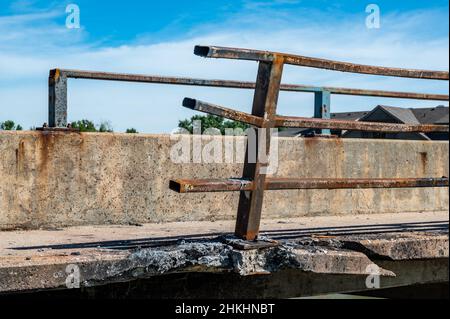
[0, 0, 449, 132]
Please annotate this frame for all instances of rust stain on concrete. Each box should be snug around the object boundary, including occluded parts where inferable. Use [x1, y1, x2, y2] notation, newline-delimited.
[15, 140, 26, 176]
[420, 152, 428, 174]
[37, 132, 54, 175]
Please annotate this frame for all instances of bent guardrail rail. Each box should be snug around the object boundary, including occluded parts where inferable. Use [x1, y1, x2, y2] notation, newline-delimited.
[170, 45, 449, 241]
[46, 46, 449, 242]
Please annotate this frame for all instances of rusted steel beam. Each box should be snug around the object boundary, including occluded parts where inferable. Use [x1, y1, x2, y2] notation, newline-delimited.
[184, 97, 449, 132]
[170, 177, 449, 193]
[235, 57, 285, 241]
[194, 46, 449, 80]
[170, 179, 254, 193]
[182, 98, 263, 127]
[269, 177, 449, 190]
[59, 69, 258, 88]
[56, 69, 449, 100]
[48, 69, 68, 127]
[275, 115, 449, 133]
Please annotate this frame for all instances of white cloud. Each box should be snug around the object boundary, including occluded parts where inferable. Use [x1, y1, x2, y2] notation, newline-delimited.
[243, 0, 301, 10]
[0, 6, 448, 132]
[9, 0, 39, 13]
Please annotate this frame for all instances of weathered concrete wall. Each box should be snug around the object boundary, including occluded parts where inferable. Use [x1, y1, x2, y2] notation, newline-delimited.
[0, 131, 448, 229]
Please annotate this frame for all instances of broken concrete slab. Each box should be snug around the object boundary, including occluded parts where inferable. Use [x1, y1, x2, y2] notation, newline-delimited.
[0, 213, 447, 295]
[0, 231, 446, 294]
[0, 239, 395, 293]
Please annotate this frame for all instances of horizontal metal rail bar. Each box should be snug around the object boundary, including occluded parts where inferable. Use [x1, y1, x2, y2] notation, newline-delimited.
[275, 115, 449, 133]
[194, 46, 449, 80]
[170, 177, 449, 193]
[182, 98, 263, 126]
[170, 179, 253, 193]
[183, 98, 449, 132]
[54, 69, 449, 101]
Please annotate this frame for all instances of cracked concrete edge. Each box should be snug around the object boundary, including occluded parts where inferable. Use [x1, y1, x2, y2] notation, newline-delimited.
[339, 232, 449, 260]
[291, 247, 395, 277]
[86, 242, 392, 282]
[0, 241, 397, 293]
[0, 232, 447, 293]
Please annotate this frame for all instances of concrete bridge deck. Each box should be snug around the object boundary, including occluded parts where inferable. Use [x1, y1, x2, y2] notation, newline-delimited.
[1, 211, 447, 297]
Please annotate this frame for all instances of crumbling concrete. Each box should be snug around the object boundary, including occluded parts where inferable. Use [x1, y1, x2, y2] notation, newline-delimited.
[0, 131, 448, 230]
[0, 213, 447, 295]
[0, 239, 395, 293]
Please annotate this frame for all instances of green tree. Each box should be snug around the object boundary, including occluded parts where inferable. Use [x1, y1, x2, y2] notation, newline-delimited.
[98, 121, 113, 132]
[70, 120, 114, 132]
[126, 128, 138, 133]
[1, 120, 22, 131]
[178, 115, 250, 135]
[70, 119, 97, 132]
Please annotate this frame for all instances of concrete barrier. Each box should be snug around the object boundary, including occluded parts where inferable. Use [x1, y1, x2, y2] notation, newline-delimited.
[0, 131, 448, 230]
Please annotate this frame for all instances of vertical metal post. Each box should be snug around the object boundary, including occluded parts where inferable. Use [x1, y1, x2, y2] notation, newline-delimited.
[49, 69, 68, 127]
[314, 89, 331, 135]
[234, 56, 284, 241]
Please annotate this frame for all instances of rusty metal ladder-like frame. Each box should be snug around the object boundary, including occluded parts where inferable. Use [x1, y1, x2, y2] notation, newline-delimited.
[170, 45, 450, 241]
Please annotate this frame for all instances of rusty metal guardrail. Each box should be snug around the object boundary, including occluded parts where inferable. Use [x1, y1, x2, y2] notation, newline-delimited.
[47, 46, 449, 242]
[48, 67, 448, 128]
[169, 45, 449, 241]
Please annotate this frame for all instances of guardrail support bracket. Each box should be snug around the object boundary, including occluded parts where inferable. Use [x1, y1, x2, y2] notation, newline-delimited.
[49, 69, 68, 128]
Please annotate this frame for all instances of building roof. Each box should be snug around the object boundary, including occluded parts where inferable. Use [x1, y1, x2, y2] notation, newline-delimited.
[435, 114, 449, 124]
[330, 111, 369, 121]
[332, 105, 449, 125]
[411, 106, 449, 124]
[361, 105, 421, 124]
[277, 128, 309, 137]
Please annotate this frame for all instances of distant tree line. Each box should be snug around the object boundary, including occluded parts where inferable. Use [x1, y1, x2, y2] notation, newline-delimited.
[2, 115, 257, 134]
[178, 115, 249, 134]
[0, 119, 138, 133]
[177, 114, 286, 134]
[70, 120, 114, 132]
[69, 119, 138, 133]
[0, 120, 22, 131]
